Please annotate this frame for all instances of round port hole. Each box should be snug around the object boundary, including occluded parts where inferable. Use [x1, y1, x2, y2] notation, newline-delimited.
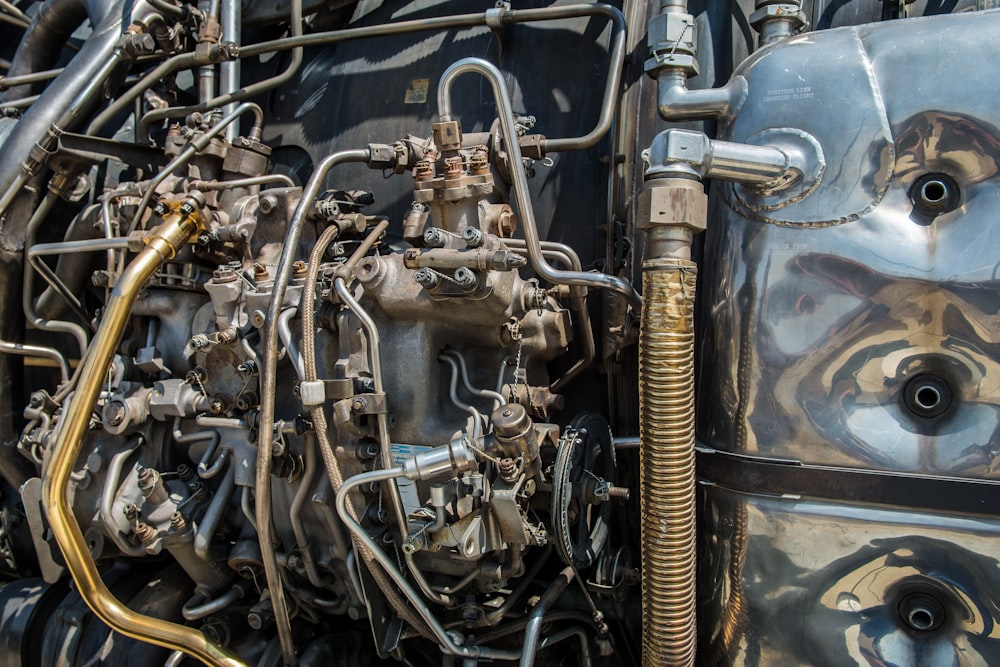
[902, 374, 953, 419]
[898, 592, 945, 633]
[909, 173, 960, 218]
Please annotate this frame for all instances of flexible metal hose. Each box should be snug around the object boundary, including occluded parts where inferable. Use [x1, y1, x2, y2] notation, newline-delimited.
[639, 258, 698, 667]
[256, 148, 369, 665]
[300, 221, 433, 638]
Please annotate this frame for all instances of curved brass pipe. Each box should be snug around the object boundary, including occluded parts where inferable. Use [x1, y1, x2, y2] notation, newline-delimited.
[41, 200, 247, 667]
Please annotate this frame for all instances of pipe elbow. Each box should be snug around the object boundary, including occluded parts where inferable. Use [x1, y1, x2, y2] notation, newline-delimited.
[656, 73, 748, 122]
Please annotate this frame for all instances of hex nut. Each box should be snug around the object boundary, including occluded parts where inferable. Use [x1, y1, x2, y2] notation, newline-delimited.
[639, 180, 708, 233]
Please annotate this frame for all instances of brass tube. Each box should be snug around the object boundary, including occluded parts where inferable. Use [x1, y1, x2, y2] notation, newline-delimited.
[639, 258, 698, 667]
[41, 202, 247, 667]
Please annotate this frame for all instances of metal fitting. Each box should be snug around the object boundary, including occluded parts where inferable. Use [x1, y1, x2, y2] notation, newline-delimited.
[423, 227, 448, 248]
[137, 465, 169, 505]
[643, 128, 805, 189]
[462, 226, 485, 248]
[414, 160, 435, 182]
[444, 156, 464, 178]
[453, 267, 477, 291]
[432, 120, 463, 152]
[750, 0, 807, 44]
[644, 12, 698, 76]
[401, 439, 477, 481]
[638, 177, 707, 262]
[298, 380, 325, 407]
[413, 268, 440, 290]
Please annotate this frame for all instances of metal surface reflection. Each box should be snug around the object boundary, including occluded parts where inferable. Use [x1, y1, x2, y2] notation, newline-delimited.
[699, 9, 1000, 665]
[699, 486, 1000, 667]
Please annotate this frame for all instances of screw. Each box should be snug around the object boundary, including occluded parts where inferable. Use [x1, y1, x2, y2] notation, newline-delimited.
[469, 148, 489, 175]
[607, 485, 630, 501]
[258, 195, 277, 215]
[170, 512, 186, 530]
[91, 270, 112, 287]
[253, 263, 269, 280]
[105, 401, 127, 427]
[291, 260, 307, 279]
[498, 457, 518, 482]
[123, 503, 140, 522]
[213, 266, 238, 283]
[238, 360, 258, 376]
[351, 397, 368, 413]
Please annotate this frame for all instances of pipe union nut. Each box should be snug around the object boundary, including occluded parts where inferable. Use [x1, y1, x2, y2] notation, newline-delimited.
[645, 13, 699, 76]
[749, 4, 807, 31]
[639, 180, 708, 233]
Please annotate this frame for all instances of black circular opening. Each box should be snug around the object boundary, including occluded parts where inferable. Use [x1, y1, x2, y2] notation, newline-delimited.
[898, 592, 945, 633]
[902, 374, 953, 419]
[921, 180, 947, 204]
[913, 385, 941, 411]
[909, 173, 961, 218]
[908, 607, 935, 631]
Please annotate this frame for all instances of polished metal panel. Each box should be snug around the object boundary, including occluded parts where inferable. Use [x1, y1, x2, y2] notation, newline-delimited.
[700, 10, 1000, 478]
[698, 10, 1000, 665]
[699, 483, 1000, 666]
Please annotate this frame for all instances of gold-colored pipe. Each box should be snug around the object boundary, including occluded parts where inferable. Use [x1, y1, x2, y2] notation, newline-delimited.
[41, 200, 247, 667]
[640, 259, 698, 666]
[637, 176, 706, 667]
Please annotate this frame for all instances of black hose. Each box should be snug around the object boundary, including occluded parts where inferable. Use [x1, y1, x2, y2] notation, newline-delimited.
[2, 0, 89, 102]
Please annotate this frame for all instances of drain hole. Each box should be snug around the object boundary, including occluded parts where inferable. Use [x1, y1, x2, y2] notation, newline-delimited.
[908, 607, 935, 631]
[914, 385, 941, 411]
[920, 180, 947, 205]
[910, 173, 960, 218]
[899, 592, 945, 633]
[903, 374, 953, 419]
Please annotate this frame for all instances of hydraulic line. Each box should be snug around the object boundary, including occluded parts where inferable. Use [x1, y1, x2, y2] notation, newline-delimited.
[41, 197, 246, 667]
[137, 0, 302, 141]
[639, 258, 698, 667]
[289, 432, 324, 588]
[301, 221, 433, 636]
[257, 148, 369, 665]
[91, 3, 625, 151]
[520, 566, 576, 667]
[336, 467, 521, 661]
[219, 0, 241, 140]
[0, 339, 68, 383]
[23, 192, 89, 359]
[635, 173, 706, 667]
[437, 58, 640, 309]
